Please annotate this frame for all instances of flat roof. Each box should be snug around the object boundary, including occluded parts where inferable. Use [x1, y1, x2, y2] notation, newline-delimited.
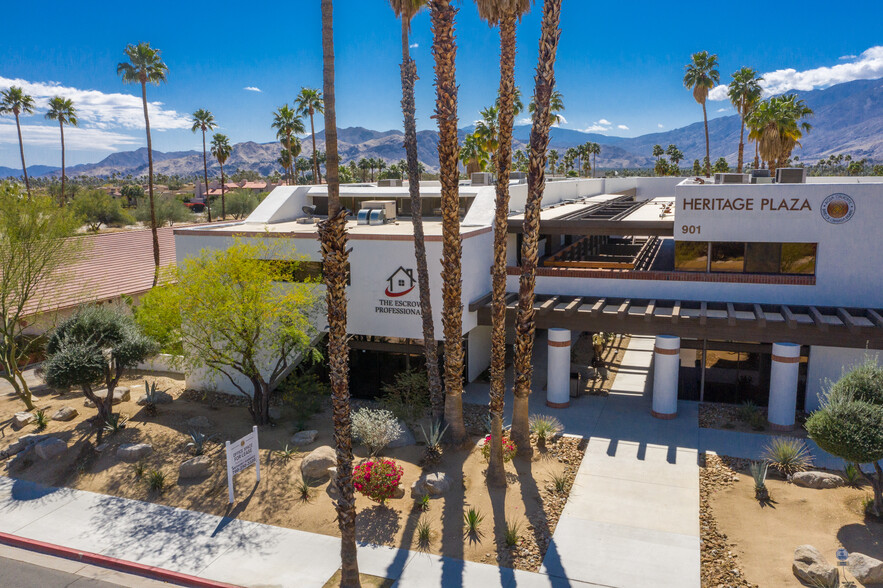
[175, 218, 492, 240]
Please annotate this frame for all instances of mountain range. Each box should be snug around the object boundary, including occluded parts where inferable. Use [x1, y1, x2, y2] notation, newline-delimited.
[3, 77, 882, 179]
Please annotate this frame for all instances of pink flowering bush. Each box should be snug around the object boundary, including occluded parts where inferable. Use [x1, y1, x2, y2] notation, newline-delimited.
[352, 459, 404, 504]
[481, 434, 517, 463]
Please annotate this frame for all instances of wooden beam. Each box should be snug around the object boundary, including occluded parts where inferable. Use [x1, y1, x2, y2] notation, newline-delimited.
[808, 307, 829, 332]
[753, 304, 767, 328]
[617, 299, 631, 319]
[867, 309, 883, 328]
[671, 301, 681, 324]
[726, 303, 737, 326]
[700, 302, 708, 326]
[644, 300, 656, 322]
[782, 306, 797, 329]
[837, 308, 860, 333]
[590, 298, 607, 317]
[563, 298, 583, 316]
[538, 296, 560, 315]
[467, 292, 492, 312]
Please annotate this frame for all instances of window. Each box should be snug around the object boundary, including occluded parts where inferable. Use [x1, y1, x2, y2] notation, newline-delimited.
[674, 241, 816, 275]
[745, 243, 781, 274]
[781, 243, 816, 275]
[674, 242, 709, 272]
[710, 242, 745, 273]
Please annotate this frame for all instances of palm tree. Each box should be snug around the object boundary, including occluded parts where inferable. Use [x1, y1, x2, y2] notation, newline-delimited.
[529, 89, 564, 125]
[191, 109, 217, 221]
[476, 0, 531, 486]
[44, 96, 78, 205]
[210, 134, 232, 219]
[117, 42, 168, 286]
[548, 149, 559, 175]
[0, 87, 36, 198]
[390, 0, 444, 420]
[727, 67, 764, 173]
[318, 1, 359, 585]
[746, 94, 813, 173]
[683, 51, 719, 178]
[475, 105, 500, 165]
[272, 104, 306, 184]
[666, 144, 683, 174]
[278, 148, 293, 179]
[511, 0, 563, 458]
[588, 142, 600, 178]
[430, 0, 467, 444]
[460, 132, 489, 174]
[295, 88, 325, 184]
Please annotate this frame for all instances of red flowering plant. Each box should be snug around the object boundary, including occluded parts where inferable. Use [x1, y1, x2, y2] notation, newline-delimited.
[352, 458, 404, 504]
[481, 433, 517, 463]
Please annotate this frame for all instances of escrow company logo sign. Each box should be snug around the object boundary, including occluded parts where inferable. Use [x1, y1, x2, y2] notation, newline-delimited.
[376, 267, 422, 316]
[385, 267, 416, 297]
[821, 193, 855, 224]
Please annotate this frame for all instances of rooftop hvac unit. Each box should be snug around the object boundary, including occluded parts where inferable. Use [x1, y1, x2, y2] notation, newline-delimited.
[510, 171, 527, 182]
[714, 173, 748, 184]
[471, 172, 495, 186]
[368, 209, 386, 225]
[357, 200, 396, 224]
[356, 208, 371, 225]
[749, 169, 771, 184]
[377, 178, 402, 187]
[775, 167, 807, 184]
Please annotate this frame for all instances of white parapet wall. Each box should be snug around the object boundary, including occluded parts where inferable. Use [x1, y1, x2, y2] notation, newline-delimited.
[805, 346, 881, 412]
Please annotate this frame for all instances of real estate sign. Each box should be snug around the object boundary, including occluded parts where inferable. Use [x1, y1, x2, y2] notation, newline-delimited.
[225, 425, 260, 503]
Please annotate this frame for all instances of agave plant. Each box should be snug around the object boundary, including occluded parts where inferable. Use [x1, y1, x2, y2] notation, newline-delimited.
[419, 420, 448, 466]
[142, 378, 167, 417]
[103, 414, 128, 436]
[749, 460, 769, 501]
[186, 428, 216, 456]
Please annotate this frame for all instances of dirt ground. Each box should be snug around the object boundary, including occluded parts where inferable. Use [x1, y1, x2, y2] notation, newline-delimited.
[0, 371, 584, 572]
[710, 464, 883, 587]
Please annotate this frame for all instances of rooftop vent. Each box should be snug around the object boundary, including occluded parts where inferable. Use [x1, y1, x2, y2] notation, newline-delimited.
[714, 173, 748, 184]
[296, 204, 318, 224]
[775, 167, 807, 184]
[377, 178, 402, 187]
[356, 200, 397, 225]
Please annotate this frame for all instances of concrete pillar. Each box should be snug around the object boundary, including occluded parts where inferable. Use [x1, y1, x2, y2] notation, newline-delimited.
[652, 335, 680, 419]
[768, 342, 800, 431]
[547, 328, 571, 408]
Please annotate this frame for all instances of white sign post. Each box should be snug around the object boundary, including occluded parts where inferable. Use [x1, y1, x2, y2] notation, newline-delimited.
[225, 425, 260, 503]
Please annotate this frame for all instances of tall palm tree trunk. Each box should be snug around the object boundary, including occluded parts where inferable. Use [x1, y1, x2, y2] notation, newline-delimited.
[140, 79, 160, 286]
[59, 120, 66, 206]
[754, 140, 759, 170]
[320, 1, 359, 585]
[400, 17, 443, 420]
[488, 13, 517, 486]
[511, 0, 562, 458]
[202, 130, 212, 222]
[220, 163, 226, 219]
[737, 104, 746, 173]
[431, 0, 467, 445]
[14, 113, 30, 198]
[309, 112, 319, 183]
[702, 101, 710, 177]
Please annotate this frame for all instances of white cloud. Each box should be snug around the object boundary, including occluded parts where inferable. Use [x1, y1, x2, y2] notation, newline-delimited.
[0, 122, 140, 151]
[0, 76, 191, 132]
[552, 114, 567, 127]
[517, 117, 532, 125]
[409, 43, 419, 49]
[839, 54, 858, 60]
[657, 123, 664, 128]
[716, 107, 727, 112]
[243, 86, 262, 92]
[617, 124, 629, 130]
[709, 45, 883, 100]
[579, 117, 613, 133]
[598, 118, 612, 125]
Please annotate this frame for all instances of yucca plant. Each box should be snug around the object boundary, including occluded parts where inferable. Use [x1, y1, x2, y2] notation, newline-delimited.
[295, 477, 313, 503]
[33, 409, 49, 431]
[132, 461, 146, 479]
[843, 463, 863, 487]
[419, 420, 448, 466]
[529, 414, 564, 449]
[276, 443, 299, 462]
[762, 437, 812, 478]
[504, 518, 521, 547]
[186, 428, 216, 456]
[147, 469, 166, 493]
[463, 507, 484, 537]
[551, 471, 570, 494]
[737, 400, 759, 422]
[417, 518, 432, 549]
[749, 460, 769, 501]
[103, 414, 127, 436]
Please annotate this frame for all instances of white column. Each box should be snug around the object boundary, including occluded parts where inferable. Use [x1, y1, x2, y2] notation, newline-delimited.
[547, 328, 571, 408]
[652, 335, 680, 419]
[769, 342, 800, 431]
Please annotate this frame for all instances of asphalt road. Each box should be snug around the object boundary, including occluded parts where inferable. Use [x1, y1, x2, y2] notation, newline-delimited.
[0, 555, 123, 587]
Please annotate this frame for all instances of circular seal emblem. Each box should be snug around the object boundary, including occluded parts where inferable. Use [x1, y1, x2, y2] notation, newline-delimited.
[821, 193, 855, 224]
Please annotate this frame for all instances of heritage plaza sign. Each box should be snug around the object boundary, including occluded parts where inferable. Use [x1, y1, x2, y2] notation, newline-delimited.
[681, 196, 813, 212]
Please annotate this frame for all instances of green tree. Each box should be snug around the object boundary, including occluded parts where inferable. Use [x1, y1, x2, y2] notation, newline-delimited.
[45, 97, 79, 206]
[712, 157, 729, 173]
[135, 193, 190, 226]
[120, 184, 144, 207]
[295, 88, 325, 184]
[727, 67, 764, 173]
[806, 360, 883, 516]
[654, 157, 669, 176]
[117, 42, 168, 286]
[0, 183, 79, 410]
[0, 87, 36, 198]
[683, 51, 720, 177]
[211, 133, 233, 218]
[528, 88, 564, 125]
[271, 104, 306, 184]
[666, 144, 683, 173]
[652, 144, 664, 165]
[746, 94, 813, 173]
[72, 190, 135, 231]
[692, 159, 702, 175]
[190, 109, 217, 221]
[44, 305, 158, 441]
[226, 190, 261, 219]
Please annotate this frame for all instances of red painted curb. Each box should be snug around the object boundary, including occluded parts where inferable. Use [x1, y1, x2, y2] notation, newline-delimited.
[0, 531, 239, 588]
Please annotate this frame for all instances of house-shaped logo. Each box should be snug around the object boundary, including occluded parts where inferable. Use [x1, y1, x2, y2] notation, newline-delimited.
[385, 267, 416, 297]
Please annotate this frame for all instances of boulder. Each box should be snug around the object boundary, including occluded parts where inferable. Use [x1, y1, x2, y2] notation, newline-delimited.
[85, 387, 131, 407]
[291, 430, 318, 446]
[792, 471, 844, 489]
[35, 438, 67, 460]
[179, 456, 213, 479]
[136, 391, 173, 406]
[410, 473, 451, 498]
[12, 412, 34, 430]
[386, 420, 416, 449]
[847, 553, 883, 585]
[793, 545, 838, 587]
[392, 485, 406, 500]
[187, 416, 212, 429]
[51, 406, 78, 422]
[7, 433, 53, 456]
[301, 445, 337, 481]
[117, 443, 153, 462]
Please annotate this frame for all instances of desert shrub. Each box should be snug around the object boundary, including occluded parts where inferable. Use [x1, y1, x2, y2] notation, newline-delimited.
[550, 471, 570, 493]
[33, 409, 49, 431]
[276, 443, 299, 461]
[416, 518, 432, 548]
[135, 193, 191, 227]
[280, 371, 329, 429]
[351, 407, 404, 456]
[295, 477, 313, 502]
[142, 379, 166, 417]
[463, 507, 484, 535]
[419, 419, 448, 466]
[132, 461, 146, 479]
[72, 190, 134, 231]
[737, 400, 760, 422]
[762, 437, 813, 477]
[417, 493, 430, 512]
[481, 433, 516, 463]
[147, 469, 167, 493]
[352, 458, 404, 504]
[103, 414, 127, 436]
[226, 189, 260, 220]
[380, 369, 429, 423]
[504, 519, 521, 547]
[826, 358, 883, 405]
[186, 429, 215, 456]
[529, 414, 564, 447]
[747, 410, 767, 431]
[843, 463, 863, 487]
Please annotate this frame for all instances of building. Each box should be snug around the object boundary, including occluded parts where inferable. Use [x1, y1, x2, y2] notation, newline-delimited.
[193, 179, 278, 204]
[174, 174, 883, 427]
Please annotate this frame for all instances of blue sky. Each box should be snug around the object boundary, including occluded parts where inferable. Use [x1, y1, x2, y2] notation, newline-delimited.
[1, 0, 882, 167]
